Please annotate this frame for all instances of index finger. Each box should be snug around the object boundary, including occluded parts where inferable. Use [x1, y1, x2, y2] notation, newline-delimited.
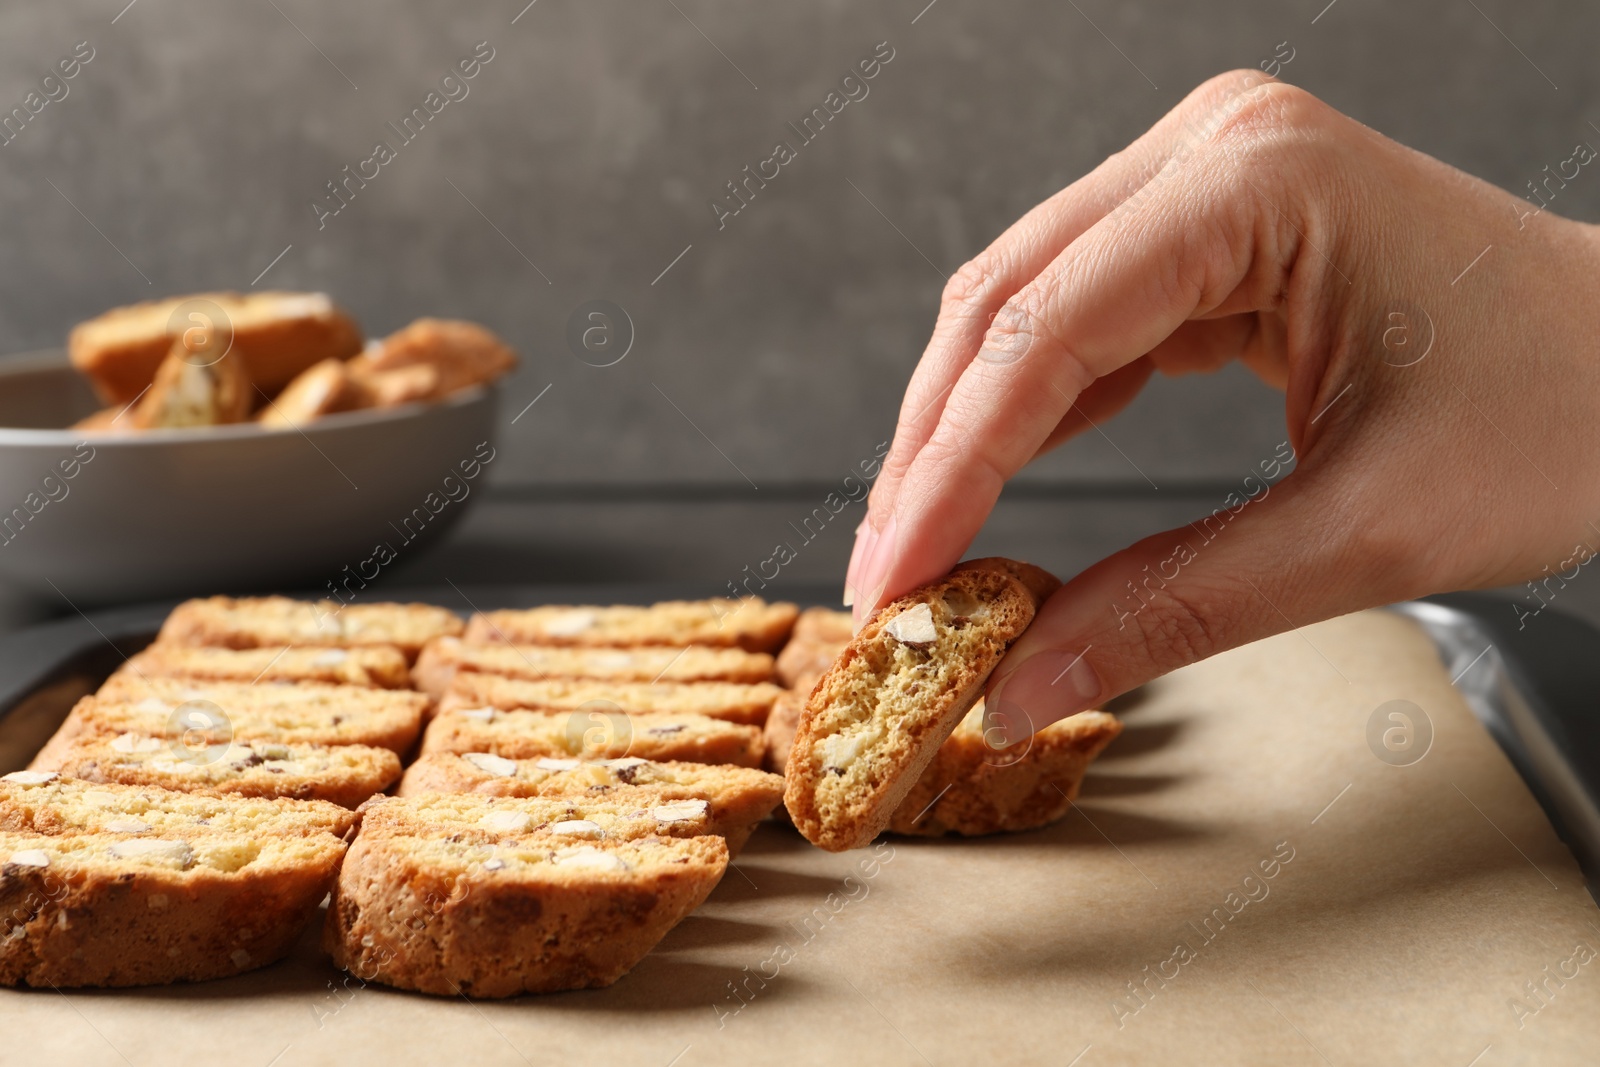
[862, 79, 1334, 615]
[863, 71, 1278, 550]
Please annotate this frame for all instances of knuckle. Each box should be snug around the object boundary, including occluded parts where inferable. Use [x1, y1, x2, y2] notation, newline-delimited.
[1205, 78, 1324, 153]
[1129, 581, 1223, 668]
[941, 255, 1004, 314]
[970, 291, 1041, 368]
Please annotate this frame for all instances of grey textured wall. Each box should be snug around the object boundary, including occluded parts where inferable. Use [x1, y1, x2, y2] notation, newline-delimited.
[4, 0, 1596, 495]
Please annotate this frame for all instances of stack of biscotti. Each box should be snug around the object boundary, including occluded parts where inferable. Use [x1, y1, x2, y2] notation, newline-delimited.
[782, 559, 1123, 850]
[326, 792, 731, 996]
[413, 598, 796, 767]
[0, 771, 352, 987]
[29, 597, 460, 808]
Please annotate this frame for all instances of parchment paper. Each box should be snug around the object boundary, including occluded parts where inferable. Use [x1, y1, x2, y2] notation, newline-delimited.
[6, 609, 1598, 1066]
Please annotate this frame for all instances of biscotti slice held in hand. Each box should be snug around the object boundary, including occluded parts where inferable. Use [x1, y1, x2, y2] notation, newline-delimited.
[887, 703, 1122, 837]
[0, 828, 347, 987]
[324, 829, 727, 997]
[156, 596, 464, 661]
[421, 707, 764, 768]
[438, 673, 783, 726]
[784, 558, 1061, 851]
[413, 636, 775, 697]
[41, 734, 401, 809]
[398, 753, 784, 854]
[465, 598, 798, 653]
[116, 644, 411, 689]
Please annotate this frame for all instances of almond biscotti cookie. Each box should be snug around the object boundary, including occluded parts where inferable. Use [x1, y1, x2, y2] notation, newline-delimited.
[465, 598, 798, 653]
[42, 735, 401, 809]
[349, 318, 518, 401]
[357, 791, 719, 846]
[792, 605, 855, 644]
[156, 596, 464, 661]
[774, 609, 853, 687]
[397, 753, 784, 854]
[325, 828, 727, 997]
[258, 357, 368, 430]
[131, 341, 253, 429]
[887, 705, 1122, 837]
[117, 644, 411, 689]
[68, 291, 363, 405]
[0, 828, 346, 987]
[438, 673, 783, 726]
[784, 558, 1060, 851]
[33, 684, 427, 767]
[0, 771, 356, 839]
[776, 639, 848, 689]
[762, 689, 806, 776]
[421, 707, 764, 768]
[413, 636, 775, 698]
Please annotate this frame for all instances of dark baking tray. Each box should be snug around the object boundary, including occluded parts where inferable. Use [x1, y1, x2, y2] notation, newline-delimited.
[1, 586, 1595, 897]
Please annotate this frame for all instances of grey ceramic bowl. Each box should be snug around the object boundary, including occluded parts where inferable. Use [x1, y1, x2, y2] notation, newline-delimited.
[0, 351, 498, 605]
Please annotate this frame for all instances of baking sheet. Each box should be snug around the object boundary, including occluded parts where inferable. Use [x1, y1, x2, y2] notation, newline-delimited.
[4, 607, 1600, 1065]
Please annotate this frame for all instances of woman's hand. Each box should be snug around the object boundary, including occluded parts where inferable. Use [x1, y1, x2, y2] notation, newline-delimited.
[845, 69, 1600, 743]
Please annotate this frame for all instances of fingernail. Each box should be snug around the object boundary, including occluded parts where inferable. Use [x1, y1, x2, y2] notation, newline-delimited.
[982, 698, 1033, 749]
[990, 649, 1102, 725]
[842, 520, 876, 607]
[852, 514, 897, 627]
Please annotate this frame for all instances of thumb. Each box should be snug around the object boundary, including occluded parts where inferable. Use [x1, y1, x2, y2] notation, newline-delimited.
[982, 464, 1396, 743]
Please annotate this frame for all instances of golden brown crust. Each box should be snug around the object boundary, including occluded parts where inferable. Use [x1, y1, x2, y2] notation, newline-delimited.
[117, 644, 411, 689]
[953, 557, 1063, 605]
[438, 673, 782, 726]
[465, 598, 798, 653]
[0, 829, 346, 987]
[396, 753, 783, 855]
[68, 291, 363, 405]
[420, 708, 765, 768]
[412, 637, 775, 698]
[887, 708, 1122, 836]
[324, 829, 727, 996]
[155, 596, 464, 662]
[784, 558, 1056, 851]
